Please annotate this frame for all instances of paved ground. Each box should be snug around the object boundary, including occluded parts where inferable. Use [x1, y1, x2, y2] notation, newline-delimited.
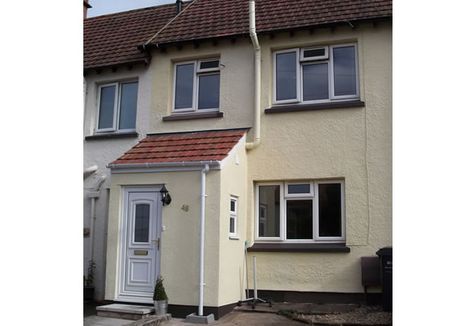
[84, 315, 133, 326]
[162, 311, 306, 326]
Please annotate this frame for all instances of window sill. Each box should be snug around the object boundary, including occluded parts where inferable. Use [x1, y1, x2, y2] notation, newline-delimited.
[229, 236, 240, 240]
[247, 243, 350, 253]
[84, 131, 139, 141]
[265, 100, 365, 114]
[162, 111, 223, 121]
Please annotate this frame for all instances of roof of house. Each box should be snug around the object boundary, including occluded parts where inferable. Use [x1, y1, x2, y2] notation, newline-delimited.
[110, 129, 248, 166]
[84, 3, 184, 70]
[149, 0, 392, 45]
[84, 0, 391, 70]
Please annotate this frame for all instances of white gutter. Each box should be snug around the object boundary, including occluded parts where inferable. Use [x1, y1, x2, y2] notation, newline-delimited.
[246, 0, 261, 150]
[108, 160, 220, 171]
[198, 164, 210, 316]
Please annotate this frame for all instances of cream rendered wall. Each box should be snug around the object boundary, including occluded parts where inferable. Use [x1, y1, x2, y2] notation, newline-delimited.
[105, 170, 222, 307]
[149, 43, 254, 133]
[84, 66, 151, 301]
[245, 23, 392, 293]
[217, 136, 249, 306]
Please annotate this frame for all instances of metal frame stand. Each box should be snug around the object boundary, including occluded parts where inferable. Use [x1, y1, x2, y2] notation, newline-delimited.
[237, 256, 272, 309]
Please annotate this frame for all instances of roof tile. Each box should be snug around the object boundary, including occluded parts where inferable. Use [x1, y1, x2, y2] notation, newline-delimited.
[151, 0, 392, 45]
[110, 129, 247, 165]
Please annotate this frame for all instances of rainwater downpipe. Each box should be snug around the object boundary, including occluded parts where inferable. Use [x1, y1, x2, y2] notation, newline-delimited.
[198, 164, 210, 316]
[246, 0, 261, 150]
[89, 175, 106, 263]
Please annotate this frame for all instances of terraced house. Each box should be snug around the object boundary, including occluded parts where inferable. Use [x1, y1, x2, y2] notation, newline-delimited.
[83, 0, 392, 320]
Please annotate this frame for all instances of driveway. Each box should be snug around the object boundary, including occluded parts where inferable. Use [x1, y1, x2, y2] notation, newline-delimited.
[163, 311, 306, 326]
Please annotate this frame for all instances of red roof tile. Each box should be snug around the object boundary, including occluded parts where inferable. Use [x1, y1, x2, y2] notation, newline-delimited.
[150, 0, 392, 45]
[110, 129, 247, 166]
[84, 3, 187, 70]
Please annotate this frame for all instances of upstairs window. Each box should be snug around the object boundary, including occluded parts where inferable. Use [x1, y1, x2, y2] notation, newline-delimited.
[174, 59, 220, 112]
[274, 44, 358, 104]
[97, 81, 138, 132]
[257, 181, 345, 242]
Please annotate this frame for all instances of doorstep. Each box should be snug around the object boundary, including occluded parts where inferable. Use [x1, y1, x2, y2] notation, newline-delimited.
[96, 304, 155, 320]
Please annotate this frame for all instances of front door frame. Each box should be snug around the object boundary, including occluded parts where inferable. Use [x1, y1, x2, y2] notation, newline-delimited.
[116, 185, 163, 303]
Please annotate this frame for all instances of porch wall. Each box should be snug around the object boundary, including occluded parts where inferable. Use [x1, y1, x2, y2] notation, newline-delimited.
[217, 136, 249, 306]
[105, 170, 222, 307]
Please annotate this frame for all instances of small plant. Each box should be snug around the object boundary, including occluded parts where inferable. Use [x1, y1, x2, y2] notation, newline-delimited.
[85, 260, 96, 287]
[153, 277, 168, 301]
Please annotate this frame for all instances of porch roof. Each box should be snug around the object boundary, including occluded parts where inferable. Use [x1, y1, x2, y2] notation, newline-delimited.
[110, 128, 248, 166]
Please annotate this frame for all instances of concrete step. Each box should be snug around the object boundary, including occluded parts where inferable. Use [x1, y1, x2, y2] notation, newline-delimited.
[96, 304, 155, 320]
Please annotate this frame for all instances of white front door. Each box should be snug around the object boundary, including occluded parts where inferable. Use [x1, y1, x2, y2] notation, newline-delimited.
[118, 188, 161, 303]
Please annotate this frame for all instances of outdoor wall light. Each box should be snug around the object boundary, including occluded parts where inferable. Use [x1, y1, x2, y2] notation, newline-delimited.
[160, 185, 172, 206]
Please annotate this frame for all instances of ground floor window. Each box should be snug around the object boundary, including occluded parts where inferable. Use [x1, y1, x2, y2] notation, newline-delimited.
[256, 180, 345, 242]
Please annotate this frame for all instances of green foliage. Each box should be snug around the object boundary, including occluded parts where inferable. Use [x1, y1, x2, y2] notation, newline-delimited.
[85, 260, 96, 287]
[153, 277, 168, 301]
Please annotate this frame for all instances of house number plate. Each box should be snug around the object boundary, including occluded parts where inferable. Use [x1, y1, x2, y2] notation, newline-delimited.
[134, 250, 148, 256]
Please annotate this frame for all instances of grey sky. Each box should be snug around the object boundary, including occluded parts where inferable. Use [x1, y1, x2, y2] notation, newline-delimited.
[88, 0, 175, 17]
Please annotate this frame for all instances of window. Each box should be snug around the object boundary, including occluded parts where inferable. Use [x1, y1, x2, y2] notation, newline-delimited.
[273, 44, 358, 104]
[256, 181, 345, 242]
[173, 59, 220, 112]
[97, 81, 138, 132]
[229, 196, 238, 237]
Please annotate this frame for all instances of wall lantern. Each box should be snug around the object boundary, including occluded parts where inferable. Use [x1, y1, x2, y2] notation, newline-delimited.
[160, 185, 172, 206]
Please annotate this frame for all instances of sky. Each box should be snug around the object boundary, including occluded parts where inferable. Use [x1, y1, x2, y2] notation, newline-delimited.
[88, 0, 175, 17]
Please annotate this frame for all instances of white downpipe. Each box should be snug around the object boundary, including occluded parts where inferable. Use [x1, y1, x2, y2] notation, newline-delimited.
[88, 175, 106, 263]
[198, 164, 210, 316]
[246, 0, 261, 150]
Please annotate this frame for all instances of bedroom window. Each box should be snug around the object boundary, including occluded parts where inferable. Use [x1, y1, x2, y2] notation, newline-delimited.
[173, 59, 220, 112]
[274, 44, 358, 104]
[96, 81, 138, 132]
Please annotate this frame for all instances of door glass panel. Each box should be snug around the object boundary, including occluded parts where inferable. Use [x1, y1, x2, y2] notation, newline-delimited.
[318, 183, 342, 237]
[134, 203, 150, 242]
[258, 185, 280, 237]
[286, 200, 313, 239]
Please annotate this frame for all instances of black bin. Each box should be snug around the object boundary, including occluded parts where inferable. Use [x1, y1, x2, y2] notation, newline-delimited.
[376, 247, 392, 311]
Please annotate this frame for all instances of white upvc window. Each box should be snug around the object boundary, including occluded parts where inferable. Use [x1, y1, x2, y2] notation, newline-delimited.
[273, 43, 359, 105]
[173, 58, 220, 112]
[256, 180, 345, 243]
[229, 196, 238, 237]
[96, 80, 138, 132]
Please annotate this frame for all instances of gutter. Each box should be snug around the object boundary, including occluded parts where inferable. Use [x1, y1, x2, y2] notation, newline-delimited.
[107, 160, 221, 171]
[246, 0, 261, 150]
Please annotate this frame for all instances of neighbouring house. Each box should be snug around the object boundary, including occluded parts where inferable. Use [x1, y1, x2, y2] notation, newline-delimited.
[84, 0, 392, 320]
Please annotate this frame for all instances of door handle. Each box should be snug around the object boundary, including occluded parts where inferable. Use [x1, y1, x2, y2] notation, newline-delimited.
[152, 238, 160, 250]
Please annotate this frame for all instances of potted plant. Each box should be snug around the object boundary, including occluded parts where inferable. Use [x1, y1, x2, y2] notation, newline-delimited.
[153, 277, 168, 315]
[84, 260, 96, 301]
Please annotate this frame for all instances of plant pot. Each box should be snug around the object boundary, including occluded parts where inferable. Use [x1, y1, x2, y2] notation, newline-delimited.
[154, 300, 168, 316]
[84, 286, 95, 301]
